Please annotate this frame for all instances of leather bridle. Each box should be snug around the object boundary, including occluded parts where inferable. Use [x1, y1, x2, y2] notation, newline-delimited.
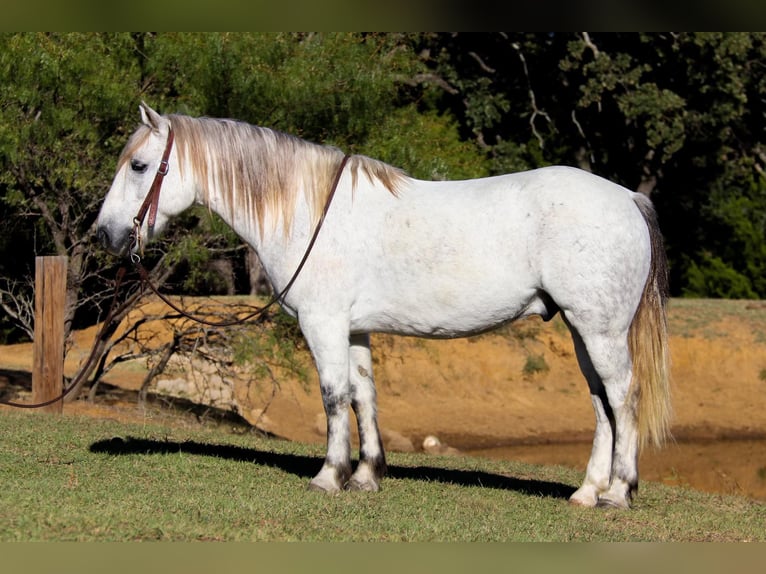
[129, 127, 175, 260]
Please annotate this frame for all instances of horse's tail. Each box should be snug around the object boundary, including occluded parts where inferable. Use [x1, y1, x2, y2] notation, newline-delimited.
[629, 193, 672, 451]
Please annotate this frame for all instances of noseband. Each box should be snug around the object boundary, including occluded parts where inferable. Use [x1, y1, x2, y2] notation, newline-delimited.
[130, 126, 175, 259]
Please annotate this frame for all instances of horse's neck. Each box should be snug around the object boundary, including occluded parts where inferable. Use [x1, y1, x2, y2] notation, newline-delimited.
[199, 182, 312, 291]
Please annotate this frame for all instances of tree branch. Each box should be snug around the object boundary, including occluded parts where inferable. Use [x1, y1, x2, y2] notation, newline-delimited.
[581, 32, 600, 59]
[511, 41, 552, 150]
[0, 278, 36, 340]
[468, 51, 496, 74]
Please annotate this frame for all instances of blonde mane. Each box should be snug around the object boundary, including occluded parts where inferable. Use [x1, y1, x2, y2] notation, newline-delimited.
[119, 114, 407, 235]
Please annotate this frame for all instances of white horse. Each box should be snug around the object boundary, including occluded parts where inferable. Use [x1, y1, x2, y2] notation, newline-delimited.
[97, 104, 671, 508]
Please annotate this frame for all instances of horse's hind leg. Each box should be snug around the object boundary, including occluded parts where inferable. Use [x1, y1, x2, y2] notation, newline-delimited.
[564, 316, 638, 509]
[346, 334, 387, 491]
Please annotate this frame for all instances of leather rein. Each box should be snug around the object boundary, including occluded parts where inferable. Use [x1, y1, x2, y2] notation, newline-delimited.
[3, 126, 349, 408]
[129, 127, 350, 327]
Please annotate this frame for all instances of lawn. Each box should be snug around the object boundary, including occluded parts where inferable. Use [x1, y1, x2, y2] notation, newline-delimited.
[1, 409, 763, 543]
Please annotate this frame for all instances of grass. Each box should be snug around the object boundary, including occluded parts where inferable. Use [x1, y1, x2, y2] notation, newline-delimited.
[668, 298, 766, 341]
[523, 354, 549, 377]
[1, 410, 764, 542]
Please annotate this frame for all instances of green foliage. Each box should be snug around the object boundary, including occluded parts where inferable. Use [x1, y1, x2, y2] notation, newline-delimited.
[361, 107, 488, 180]
[523, 354, 549, 377]
[0, 33, 136, 203]
[702, 177, 766, 297]
[143, 33, 418, 145]
[0, 33, 142, 340]
[681, 253, 758, 299]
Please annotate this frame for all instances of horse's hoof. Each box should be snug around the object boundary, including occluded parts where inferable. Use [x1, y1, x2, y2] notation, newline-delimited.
[568, 486, 599, 507]
[345, 478, 380, 492]
[307, 479, 341, 493]
[596, 496, 630, 510]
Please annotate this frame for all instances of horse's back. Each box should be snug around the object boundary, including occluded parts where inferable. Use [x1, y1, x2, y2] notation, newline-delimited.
[340, 165, 649, 336]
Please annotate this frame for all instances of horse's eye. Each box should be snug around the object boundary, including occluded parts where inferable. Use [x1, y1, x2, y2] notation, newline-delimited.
[130, 159, 148, 173]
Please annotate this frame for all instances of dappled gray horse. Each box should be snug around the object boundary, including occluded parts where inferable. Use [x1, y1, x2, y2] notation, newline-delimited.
[97, 104, 671, 509]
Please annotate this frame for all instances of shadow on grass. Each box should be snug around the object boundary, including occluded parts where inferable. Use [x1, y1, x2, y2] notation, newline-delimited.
[0, 368, 33, 400]
[89, 436, 576, 500]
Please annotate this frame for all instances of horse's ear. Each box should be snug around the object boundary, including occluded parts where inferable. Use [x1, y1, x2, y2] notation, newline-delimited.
[139, 102, 167, 133]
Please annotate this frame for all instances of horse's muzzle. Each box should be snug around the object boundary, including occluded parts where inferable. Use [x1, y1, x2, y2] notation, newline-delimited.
[96, 225, 129, 257]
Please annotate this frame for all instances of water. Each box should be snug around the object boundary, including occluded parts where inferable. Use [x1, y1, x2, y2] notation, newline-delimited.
[465, 438, 766, 501]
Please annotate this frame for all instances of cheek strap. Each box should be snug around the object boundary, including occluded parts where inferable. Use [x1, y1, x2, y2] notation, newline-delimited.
[130, 127, 175, 258]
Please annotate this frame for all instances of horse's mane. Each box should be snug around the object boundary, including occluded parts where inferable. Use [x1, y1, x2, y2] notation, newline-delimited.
[118, 114, 407, 235]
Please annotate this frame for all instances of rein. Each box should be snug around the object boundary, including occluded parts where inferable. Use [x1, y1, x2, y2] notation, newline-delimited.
[2, 133, 349, 409]
[131, 152, 350, 327]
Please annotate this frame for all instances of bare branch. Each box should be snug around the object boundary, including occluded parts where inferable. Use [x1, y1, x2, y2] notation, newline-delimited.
[0, 277, 36, 340]
[468, 51, 496, 74]
[754, 145, 766, 179]
[571, 109, 595, 168]
[138, 333, 181, 406]
[581, 32, 600, 58]
[65, 254, 179, 402]
[403, 73, 459, 95]
[511, 42, 552, 150]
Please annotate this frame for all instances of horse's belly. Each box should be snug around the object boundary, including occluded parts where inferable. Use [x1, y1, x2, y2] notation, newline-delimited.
[349, 284, 545, 338]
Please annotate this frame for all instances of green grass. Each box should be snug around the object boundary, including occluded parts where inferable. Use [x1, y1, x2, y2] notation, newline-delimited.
[523, 354, 549, 377]
[1, 410, 763, 542]
[668, 298, 766, 341]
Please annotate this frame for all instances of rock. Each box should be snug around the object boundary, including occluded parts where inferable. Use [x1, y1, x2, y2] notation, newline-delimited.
[422, 434, 460, 456]
[247, 408, 274, 433]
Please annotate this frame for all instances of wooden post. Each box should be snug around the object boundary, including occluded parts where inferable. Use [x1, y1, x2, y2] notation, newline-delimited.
[32, 256, 67, 413]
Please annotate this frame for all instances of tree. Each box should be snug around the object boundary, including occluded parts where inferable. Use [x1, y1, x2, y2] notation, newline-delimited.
[417, 32, 766, 297]
[0, 33, 140, 341]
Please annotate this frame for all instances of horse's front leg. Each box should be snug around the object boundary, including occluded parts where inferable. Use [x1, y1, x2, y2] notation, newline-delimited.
[346, 334, 387, 491]
[300, 315, 353, 492]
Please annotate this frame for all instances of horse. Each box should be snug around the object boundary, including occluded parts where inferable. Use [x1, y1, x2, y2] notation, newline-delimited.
[96, 103, 671, 509]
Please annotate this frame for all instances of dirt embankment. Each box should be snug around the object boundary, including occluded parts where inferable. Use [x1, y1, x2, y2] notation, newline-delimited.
[3, 298, 766, 447]
[2, 298, 766, 499]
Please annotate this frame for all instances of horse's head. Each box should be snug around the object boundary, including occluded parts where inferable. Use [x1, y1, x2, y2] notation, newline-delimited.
[96, 103, 194, 257]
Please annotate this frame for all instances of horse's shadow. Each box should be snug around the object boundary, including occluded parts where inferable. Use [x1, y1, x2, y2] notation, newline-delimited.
[89, 436, 576, 500]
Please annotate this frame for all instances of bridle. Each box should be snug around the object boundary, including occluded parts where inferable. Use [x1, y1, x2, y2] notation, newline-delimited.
[129, 126, 175, 260]
[2, 124, 349, 408]
[129, 125, 350, 327]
